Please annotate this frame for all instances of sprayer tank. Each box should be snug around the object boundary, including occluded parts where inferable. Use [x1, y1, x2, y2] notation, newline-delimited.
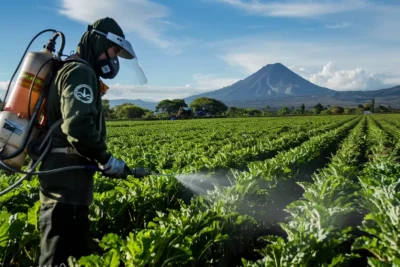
[0, 49, 54, 169]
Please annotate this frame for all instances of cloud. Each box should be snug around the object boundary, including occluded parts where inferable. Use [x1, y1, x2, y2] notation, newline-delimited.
[0, 81, 13, 101]
[192, 73, 241, 89]
[58, 0, 190, 55]
[383, 77, 400, 86]
[325, 22, 352, 29]
[212, 0, 368, 18]
[214, 33, 400, 91]
[210, 31, 400, 80]
[307, 62, 391, 91]
[0, 81, 9, 93]
[101, 73, 240, 101]
[103, 84, 213, 102]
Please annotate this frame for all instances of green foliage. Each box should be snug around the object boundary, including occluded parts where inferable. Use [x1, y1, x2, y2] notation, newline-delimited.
[155, 99, 187, 114]
[189, 97, 228, 115]
[102, 99, 113, 118]
[313, 103, 324, 114]
[113, 103, 149, 119]
[277, 107, 290, 115]
[1, 114, 400, 266]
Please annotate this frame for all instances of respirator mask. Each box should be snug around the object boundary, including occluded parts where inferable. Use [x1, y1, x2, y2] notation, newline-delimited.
[95, 49, 119, 79]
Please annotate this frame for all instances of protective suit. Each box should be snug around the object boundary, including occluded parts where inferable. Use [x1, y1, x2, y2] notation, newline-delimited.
[38, 17, 145, 266]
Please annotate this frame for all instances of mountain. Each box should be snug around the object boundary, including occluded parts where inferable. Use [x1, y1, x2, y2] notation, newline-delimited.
[185, 63, 334, 104]
[108, 99, 158, 111]
[104, 63, 400, 110]
[184, 63, 400, 108]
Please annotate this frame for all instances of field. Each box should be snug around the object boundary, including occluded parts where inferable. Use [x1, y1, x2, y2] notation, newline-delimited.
[1, 114, 400, 266]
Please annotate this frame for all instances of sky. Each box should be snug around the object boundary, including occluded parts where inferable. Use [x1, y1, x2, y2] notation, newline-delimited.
[1, 0, 400, 102]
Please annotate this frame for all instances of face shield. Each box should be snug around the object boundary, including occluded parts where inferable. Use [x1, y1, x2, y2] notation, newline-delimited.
[91, 29, 148, 85]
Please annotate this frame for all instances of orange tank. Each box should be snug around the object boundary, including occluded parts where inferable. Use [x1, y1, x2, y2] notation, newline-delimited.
[0, 49, 54, 168]
[3, 49, 54, 119]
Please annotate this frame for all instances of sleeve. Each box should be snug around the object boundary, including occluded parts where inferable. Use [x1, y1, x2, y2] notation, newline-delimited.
[59, 65, 111, 164]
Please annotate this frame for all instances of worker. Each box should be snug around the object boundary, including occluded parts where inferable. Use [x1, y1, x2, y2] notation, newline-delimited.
[37, 17, 147, 266]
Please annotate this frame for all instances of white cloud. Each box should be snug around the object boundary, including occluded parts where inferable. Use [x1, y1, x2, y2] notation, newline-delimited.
[215, 35, 400, 91]
[325, 22, 352, 29]
[383, 77, 400, 85]
[0, 81, 8, 90]
[307, 62, 388, 90]
[102, 84, 191, 101]
[220, 52, 271, 74]
[212, 0, 368, 18]
[58, 0, 189, 55]
[298, 67, 309, 73]
[210, 32, 400, 80]
[192, 73, 241, 89]
[101, 73, 240, 101]
[0, 80, 19, 103]
[103, 84, 212, 102]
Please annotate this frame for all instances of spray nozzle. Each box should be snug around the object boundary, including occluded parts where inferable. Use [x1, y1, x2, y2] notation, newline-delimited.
[130, 167, 152, 178]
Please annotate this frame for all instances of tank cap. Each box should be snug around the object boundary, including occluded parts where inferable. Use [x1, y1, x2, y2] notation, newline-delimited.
[44, 38, 56, 53]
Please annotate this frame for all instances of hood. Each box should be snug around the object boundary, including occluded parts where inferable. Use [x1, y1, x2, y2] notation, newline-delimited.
[76, 17, 125, 70]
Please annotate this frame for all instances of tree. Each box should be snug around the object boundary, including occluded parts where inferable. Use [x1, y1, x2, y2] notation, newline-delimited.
[246, 108, 263, 116]
[189, 97, 228, 115]
[113, 103, 148, 119]
[102, 99, 113, 119]
[278, 106, 290, 115]
[363, 101, 372, 111]
[344, 108, 354, 115]
[321, 109, 332, 115]
[375, 105, 389, 113]
[330, 106, 344, 115]
[371, 98, 375, 113]
[300, 103, 305, 114]
[227, 107, 239, 117]
[155, 99, 187, 114]
[313, 103, 324, 114]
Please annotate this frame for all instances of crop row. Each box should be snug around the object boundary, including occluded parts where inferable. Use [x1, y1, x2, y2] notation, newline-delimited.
[1, 114, 399, 266]
[68, 115, 361, 266]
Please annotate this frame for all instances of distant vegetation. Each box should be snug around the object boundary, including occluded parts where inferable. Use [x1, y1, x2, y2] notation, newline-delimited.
[103, 97, 398, 120]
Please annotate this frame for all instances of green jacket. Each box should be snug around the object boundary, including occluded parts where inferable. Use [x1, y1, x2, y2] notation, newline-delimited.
[47, 60, 110, 163]
[38, 59, 111, 206]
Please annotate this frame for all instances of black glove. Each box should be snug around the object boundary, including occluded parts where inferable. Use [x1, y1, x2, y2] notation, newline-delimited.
[99, 155, 130, 178]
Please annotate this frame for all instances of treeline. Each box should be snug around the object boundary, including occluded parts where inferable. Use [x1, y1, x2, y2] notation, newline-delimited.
[265, 99, 391, 116]
[103, 97, 398, 120]
[102, 97, 229, 120]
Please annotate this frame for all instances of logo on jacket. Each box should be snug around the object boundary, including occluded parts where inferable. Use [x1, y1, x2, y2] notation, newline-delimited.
[74, 84, 94, 104]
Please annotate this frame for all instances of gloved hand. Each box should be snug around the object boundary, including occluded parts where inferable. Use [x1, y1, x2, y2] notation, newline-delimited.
[99, 155, 130, 178]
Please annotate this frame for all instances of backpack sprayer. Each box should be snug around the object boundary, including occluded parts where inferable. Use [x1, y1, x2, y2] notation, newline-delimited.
[0, 29, 155, 196]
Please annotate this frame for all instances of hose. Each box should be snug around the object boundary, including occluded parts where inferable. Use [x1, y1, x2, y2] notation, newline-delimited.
[1, 29, 58, 112]
[1, 29, 66, 160]
[0, 119, 97, 196]
[0, 29, 157, 196]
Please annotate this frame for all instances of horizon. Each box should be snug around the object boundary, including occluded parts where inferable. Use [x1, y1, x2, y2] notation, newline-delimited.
[1, 0, 400, 102]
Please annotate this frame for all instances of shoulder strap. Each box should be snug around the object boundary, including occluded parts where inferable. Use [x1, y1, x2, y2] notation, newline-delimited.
[56, 56, 92, 69]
